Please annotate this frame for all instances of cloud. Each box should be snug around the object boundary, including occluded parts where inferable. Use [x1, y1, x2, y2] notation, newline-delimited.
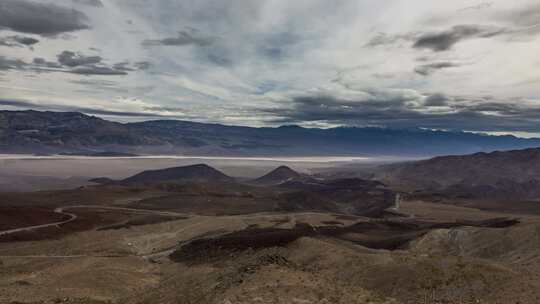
[65, 60, 149, 76]
[206, 53, 233, 66]
[424, 93, 450, 107]
[415, 62, 462, 76]
[264, 90, 422, 124]
[364, 32, 417, 48]
[142, 30, 214, 47]
[68, 66, 128, 76]
[496, 3, 540, 27]
[70, 79, 155, 94]
[0, 50, 143, 76]
[73, 0, 104, 7]
[57, 51, 102, 67]
[459, 2, 493, 12]
[0, 35, 39, 48]
[413, 25, 506, 52]
[143, 105, 185, 113]
[0, 98, 180, 118]
[32, 58, 62, 68]
[35, 51, 150, 76]
[261, 92, 540, 132]
[0, 0, 90, 36]
[366, 24, 506, 51]
[0, 56, 27, 71]
[134, 61, 151, 70]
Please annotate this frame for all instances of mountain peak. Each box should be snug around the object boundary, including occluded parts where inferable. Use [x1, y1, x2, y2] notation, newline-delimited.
[253, 166, 307, 186]
[273, 165, 299, 174]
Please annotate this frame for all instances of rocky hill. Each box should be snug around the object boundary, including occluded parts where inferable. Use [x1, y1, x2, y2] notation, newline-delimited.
[374, 148, 540, 200]
[120, 164, 235, 184]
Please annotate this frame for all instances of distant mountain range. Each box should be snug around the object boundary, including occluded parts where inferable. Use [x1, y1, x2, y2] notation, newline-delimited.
[373, 147, 540, 200]
[1, 110, 540, 156]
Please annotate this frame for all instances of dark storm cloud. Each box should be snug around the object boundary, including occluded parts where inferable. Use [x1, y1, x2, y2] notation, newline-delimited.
[0, 35, 39, 48]
[262, 92, 423, 125]
[142, 30, 215, 47]
[112, 62, 134, 72]
[37, 51, 150, 76]
[415, 62, 462, 76]
[0, 51, 141, 76]
[57, 51, 102, 67]
[68, 66, 128, 76]
[0, 99, 36, 108]
[261, 93, 540, 132]
[413, 25, 506, 52]
[33, 58, 62, 68]
[424, 94, 450, 107]
[66, 60, 151, 76]
[257, 31, 303, 60]
[134, 61, 152, 70]
[0, 0, 90, 36]
[73, 0, 104, 7]
[206, 53, 233, 66]
[0, 56, 27, 71]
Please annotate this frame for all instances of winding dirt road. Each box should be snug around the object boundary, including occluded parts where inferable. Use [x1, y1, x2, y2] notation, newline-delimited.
[0, 205, 187, 237]
[0, 207, 77, 237]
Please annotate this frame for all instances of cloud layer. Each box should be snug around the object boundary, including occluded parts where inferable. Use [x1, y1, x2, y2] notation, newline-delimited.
[0, 0, 539, 136]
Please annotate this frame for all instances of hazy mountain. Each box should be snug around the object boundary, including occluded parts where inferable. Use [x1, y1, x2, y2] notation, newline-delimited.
[120, 164, 235, 184]
[374, 147, 540, 200]
[2, 110, 540, 156]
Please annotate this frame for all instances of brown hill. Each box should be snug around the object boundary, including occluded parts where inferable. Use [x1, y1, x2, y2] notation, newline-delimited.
[121, 164, 235, 185]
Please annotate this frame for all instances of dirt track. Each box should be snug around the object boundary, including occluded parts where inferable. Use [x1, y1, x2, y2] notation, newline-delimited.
[0, 207, 77, 237]
[0, 205, 188, 237]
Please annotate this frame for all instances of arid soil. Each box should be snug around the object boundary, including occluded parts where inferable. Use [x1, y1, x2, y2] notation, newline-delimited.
[0, 206, 67, 231]
[2, 194, 540, 304]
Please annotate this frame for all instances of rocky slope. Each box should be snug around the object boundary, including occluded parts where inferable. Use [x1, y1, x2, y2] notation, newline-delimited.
[374, 147, 540, 200]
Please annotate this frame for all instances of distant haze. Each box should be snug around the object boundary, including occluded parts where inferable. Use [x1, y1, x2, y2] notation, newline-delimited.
[0, 154, 404, 179]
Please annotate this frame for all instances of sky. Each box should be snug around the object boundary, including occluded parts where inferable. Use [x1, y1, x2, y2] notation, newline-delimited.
[0, 0, 539, 136]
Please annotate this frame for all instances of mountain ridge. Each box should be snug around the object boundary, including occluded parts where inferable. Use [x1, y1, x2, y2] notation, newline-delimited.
[2, 110, 540, 156]
[373, 147, 540, 200]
